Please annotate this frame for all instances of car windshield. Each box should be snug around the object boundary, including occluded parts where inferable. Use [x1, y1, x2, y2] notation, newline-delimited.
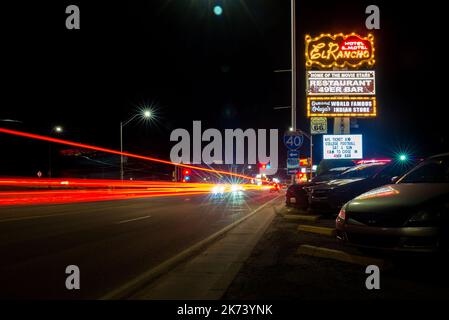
[399, 156, 449, 183]
[338, 163, 386, 179]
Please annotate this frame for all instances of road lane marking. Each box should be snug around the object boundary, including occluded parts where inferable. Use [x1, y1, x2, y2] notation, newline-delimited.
[0, 199, 195, 223]
[101, 194, 282, 300]
[284, 214, 320, 222]
[298, 224, 336, 236]
[296, 244, 385, 267]
[0, 212, 79, 223]
[116, 215, 152, 224]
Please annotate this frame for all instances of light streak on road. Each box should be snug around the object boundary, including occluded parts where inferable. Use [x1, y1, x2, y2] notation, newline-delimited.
[0, 178, 272, 206]
[0, 128, 254, 180]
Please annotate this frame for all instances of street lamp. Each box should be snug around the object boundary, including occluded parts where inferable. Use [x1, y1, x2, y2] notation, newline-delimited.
[120, 109, 153, 180]
[49, 125, 63, 178]
[0, 119, 23, 124]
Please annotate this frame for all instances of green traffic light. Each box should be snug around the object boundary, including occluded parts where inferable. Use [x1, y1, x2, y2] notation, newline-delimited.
[213, 5, 223, 16]
[399, 154, 407, 161]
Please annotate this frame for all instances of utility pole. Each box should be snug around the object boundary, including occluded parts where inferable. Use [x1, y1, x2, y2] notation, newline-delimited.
[291, 0, 297, 184]
[120, 121, 124, 181]
[291, 0, 297, 133]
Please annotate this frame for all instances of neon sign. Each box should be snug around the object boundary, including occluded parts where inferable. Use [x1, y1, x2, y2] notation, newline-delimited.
[305, 33, 375, 68]
[307, 96, 377, 117]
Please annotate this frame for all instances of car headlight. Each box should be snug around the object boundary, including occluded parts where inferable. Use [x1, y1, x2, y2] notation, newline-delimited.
[212, 185, 226, 194]
[406, 210, 442, 227]
[230, 184, 243, 193]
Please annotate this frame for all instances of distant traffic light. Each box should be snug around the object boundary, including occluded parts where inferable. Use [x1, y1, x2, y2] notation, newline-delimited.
[259, 162, 270, 169]
[399, 154, 408, 161]
[182, 169, 191, 182]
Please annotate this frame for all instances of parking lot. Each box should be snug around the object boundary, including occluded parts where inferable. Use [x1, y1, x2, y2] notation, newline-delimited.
[224, 206, 449, 300]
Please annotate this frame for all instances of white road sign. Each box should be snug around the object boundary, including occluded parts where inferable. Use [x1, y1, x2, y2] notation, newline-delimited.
[323, 134, 363, 159]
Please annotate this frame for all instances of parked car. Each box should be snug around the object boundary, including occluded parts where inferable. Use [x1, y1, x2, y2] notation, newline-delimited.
[336, 153, 449, 253]
[315, 159, 356, 176]
[308, 160, 417, 214]
[286, 166, 352, 209]
[312, 166, 352, 183]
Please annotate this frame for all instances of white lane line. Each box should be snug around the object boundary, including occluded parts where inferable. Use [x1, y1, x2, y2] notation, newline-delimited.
[101, 194, 282, 300]
[116, 215, 152, 224]
[0, 212, 78, 223]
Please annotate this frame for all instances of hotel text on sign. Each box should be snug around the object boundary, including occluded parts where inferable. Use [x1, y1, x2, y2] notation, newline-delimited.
[305, 33, 375, 69]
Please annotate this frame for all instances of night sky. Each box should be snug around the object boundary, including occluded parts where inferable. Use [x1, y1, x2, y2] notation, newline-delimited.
[1, 1, 446, 178]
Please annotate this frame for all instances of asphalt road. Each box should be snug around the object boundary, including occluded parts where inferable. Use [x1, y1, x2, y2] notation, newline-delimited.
[0, 190, 279, 299]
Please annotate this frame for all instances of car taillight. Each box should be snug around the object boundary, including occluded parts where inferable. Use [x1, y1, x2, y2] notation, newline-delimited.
[337, 207, 346, 222]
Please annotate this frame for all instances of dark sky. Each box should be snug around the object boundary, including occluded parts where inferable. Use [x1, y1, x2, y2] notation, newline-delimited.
[1, 1, 447, 177]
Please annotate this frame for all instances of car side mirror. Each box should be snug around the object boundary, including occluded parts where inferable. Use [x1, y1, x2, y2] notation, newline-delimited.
[391, 176, 399, 183]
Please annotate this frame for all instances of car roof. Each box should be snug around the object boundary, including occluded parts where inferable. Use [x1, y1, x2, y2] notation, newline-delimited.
[428, 152, 449, 160]
[329, 166, 351, 172]
[343, 162, 386, 172]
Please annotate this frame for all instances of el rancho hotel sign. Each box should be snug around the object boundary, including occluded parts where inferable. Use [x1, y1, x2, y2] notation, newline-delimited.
[305, 33, 375, 69]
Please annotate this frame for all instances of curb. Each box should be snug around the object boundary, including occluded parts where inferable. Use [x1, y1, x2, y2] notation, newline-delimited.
[298, 224, 336, 237]
[101, 194, 282, 300]
[297, 244, 385, 267]
[278, 206, 309, 215]
[284, 214, 321, 222]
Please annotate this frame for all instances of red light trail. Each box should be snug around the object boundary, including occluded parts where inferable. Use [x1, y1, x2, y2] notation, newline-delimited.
[0, 127, 254, 180]
[0, 178, 272, 207]
[0, 128, 275, 207]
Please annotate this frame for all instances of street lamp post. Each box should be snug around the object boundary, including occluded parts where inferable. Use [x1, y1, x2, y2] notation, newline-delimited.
[291, 0, 297, 134]
[49, 126, 63, 178]
[120, 110, 152, 180]
[291, 0, 297, 184]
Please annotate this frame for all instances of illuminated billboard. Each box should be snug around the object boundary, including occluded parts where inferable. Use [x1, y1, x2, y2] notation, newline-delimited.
[307, 71, 375, 95]
[307, 96, 376, 117]
[323, 134, 363, 159]
[305, 33, 375, 69]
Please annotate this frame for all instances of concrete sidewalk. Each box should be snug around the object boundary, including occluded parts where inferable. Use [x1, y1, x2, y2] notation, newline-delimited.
[132, 196, 283, 300]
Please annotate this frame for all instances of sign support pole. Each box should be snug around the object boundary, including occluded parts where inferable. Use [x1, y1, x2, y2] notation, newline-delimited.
[291, 0, 297, 185]
[309, 133, 313, 180]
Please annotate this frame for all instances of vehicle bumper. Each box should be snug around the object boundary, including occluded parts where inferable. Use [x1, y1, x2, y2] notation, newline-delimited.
[336, 222, 442, 253]
[309, 197, 343, 214]
[286, 191, 308, 209]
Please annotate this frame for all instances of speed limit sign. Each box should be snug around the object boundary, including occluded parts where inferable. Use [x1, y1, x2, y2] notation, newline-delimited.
[311, 117, 327, 134]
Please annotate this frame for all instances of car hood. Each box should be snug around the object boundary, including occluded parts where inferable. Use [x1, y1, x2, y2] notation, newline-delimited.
[346, 183, 449, 213]
[312, 178, 365, 190]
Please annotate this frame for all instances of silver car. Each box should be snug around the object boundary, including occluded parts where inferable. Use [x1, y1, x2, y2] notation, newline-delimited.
[336, 153, 449, 253]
